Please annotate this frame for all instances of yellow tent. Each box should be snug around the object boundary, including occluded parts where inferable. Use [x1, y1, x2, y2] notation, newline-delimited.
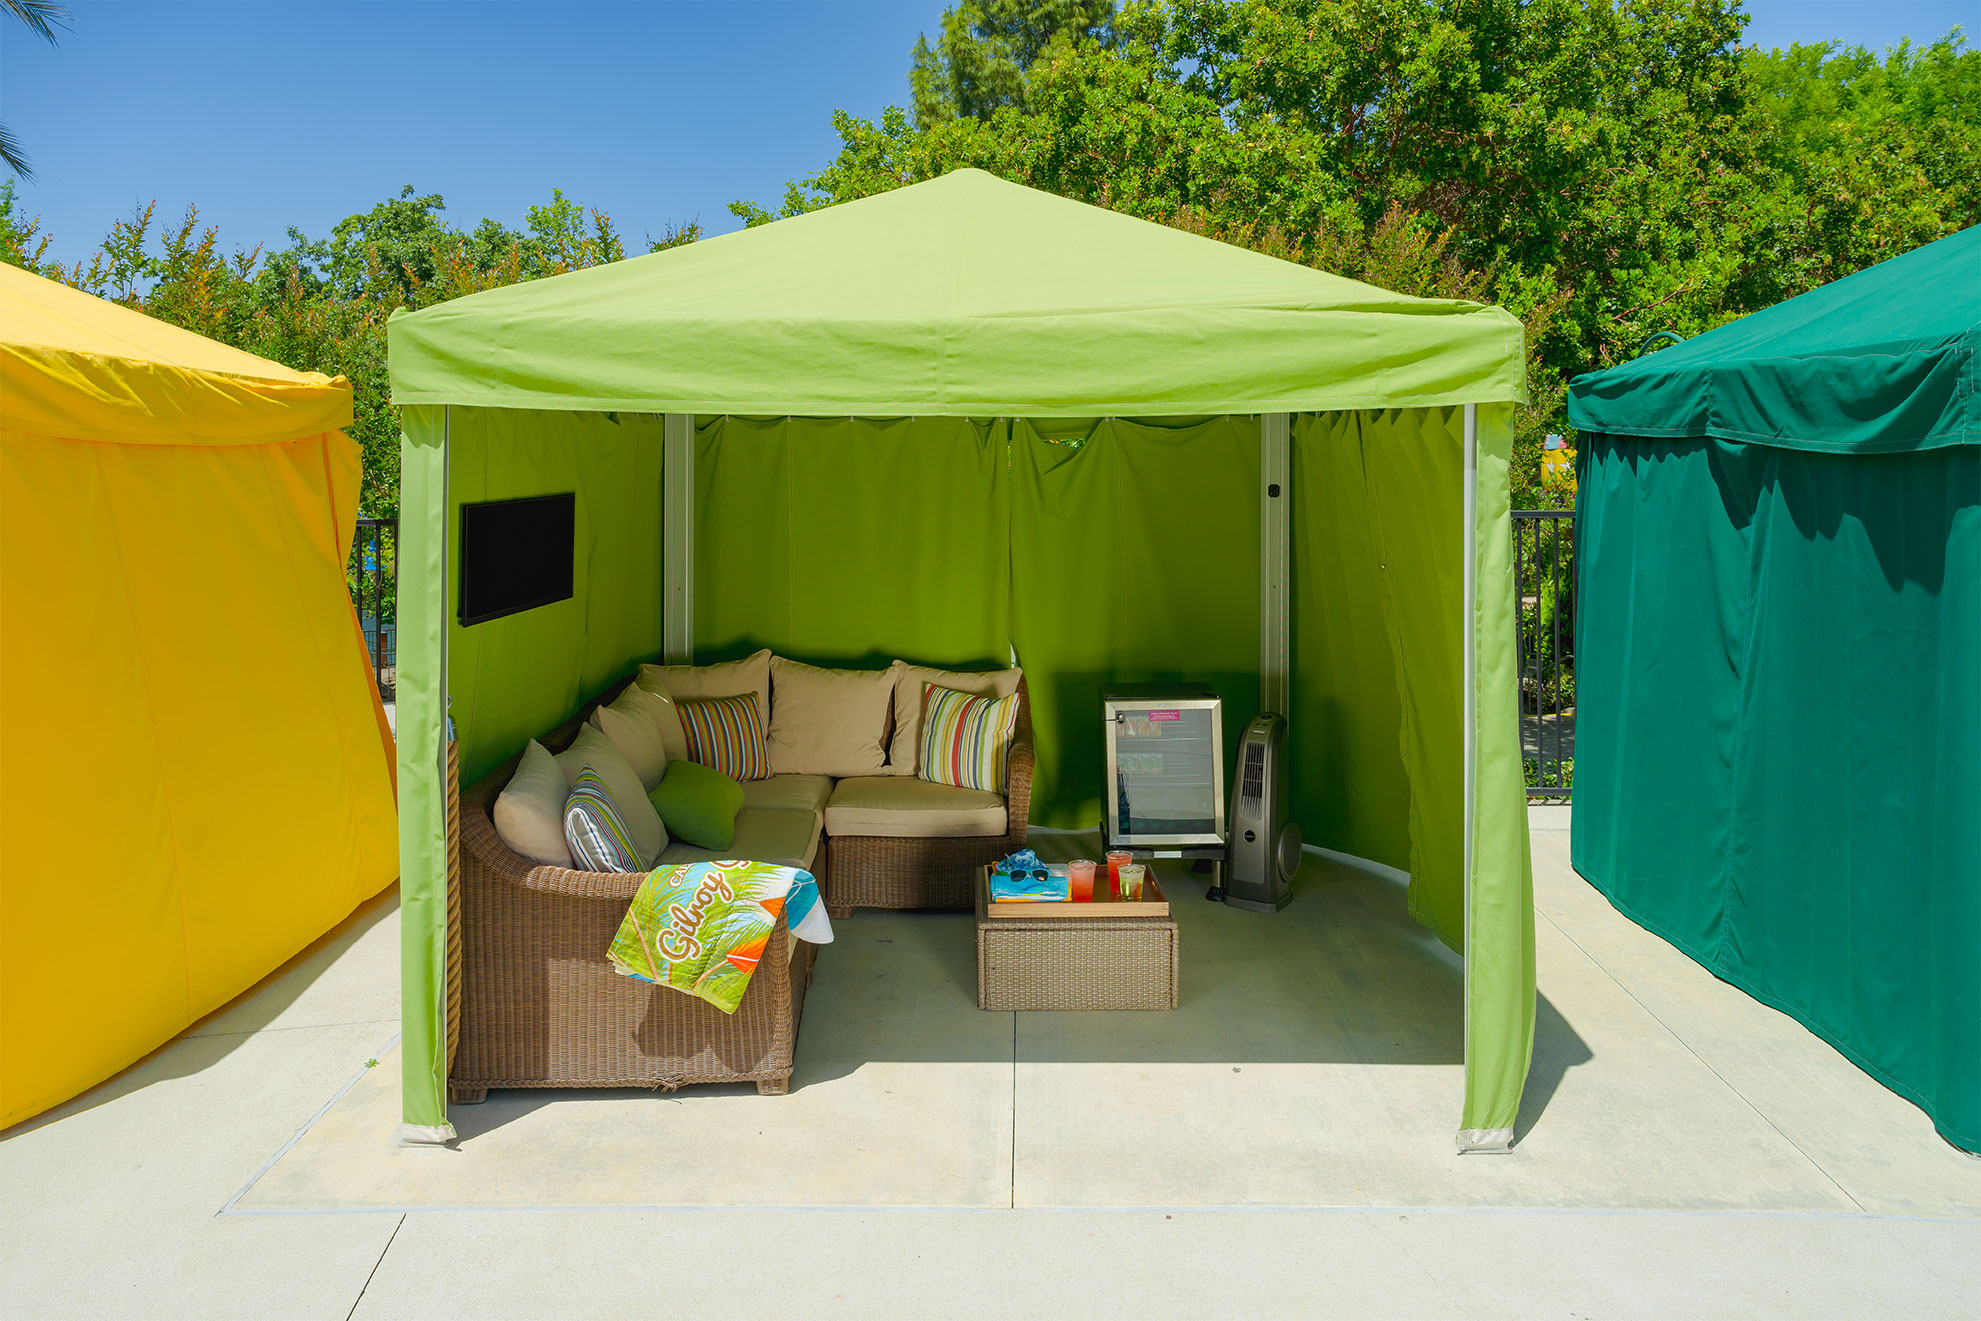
[0, 266, 398, 1128]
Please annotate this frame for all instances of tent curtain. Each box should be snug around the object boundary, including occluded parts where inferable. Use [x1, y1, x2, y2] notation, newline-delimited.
[1574, 432, 1981, 1150]
[1009, 416, 1262, 828]
[444, 407, 666, 787]
[692, 415, 1011, 671]
[1, 426, 397, 1129]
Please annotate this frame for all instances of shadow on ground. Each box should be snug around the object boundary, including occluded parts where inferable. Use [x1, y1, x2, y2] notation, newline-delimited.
[447, 854, 1590, 1146]
[0, 885, 400, 1143]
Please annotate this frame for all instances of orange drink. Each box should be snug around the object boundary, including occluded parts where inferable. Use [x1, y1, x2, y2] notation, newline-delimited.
[1067, 859, 1097, 902]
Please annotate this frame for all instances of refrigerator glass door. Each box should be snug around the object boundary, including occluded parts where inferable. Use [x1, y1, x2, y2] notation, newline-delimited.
[1113, 704, 1221, 840]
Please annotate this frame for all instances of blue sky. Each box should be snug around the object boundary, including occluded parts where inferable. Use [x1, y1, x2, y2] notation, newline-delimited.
[2, 0, 1973, 268]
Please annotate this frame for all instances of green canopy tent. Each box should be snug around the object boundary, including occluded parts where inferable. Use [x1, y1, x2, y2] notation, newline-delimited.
[1568, 226, 1980, 1151]
[387, 169, 1536, 1150]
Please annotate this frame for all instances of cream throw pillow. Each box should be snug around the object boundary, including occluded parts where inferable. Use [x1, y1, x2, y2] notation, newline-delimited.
[492, 739, 576, 868]
[636, 649, 772, 726]
[588, 683, 687, 790]
[886, 663, 1023, 775]
[554, 723, 667, 867]
[766, 656, 895, 778]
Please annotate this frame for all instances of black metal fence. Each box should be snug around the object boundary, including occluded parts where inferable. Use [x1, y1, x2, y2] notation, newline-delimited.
[1512, 510, 1574, 800]
[351, 517, 397, 700]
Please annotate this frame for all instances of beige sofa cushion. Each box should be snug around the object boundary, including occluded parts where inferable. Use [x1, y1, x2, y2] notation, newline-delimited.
[588, 683, 687, 790]
[554, 723, 668, 867]
[491, 739, 575, 868]
[766, 656, 894, 777]
[740, 773, 834, 823]
[825, 776, 1008, 838]
[886, 663, 1022, 775]
[636, 648, 771, 720]
[656, 807, 820, 872]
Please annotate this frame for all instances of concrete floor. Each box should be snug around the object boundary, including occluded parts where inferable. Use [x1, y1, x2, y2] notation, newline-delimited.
[3, 815, 1977, 1318]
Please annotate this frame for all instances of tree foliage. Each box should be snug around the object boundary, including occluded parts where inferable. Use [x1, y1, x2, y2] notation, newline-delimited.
[0, 181, 698, 517]
[3, 0, 1975, 520]
[910, 0, 1118, 124]
[739, 0, 1981, 506]
[1, 0, 70, 179]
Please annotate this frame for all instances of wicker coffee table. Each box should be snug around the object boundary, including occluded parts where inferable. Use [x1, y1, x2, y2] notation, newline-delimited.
[975, 865, 1180, 1011]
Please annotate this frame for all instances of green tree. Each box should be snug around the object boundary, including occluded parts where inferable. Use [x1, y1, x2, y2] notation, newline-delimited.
[739, 0, 1981, 505]
[1, 1, 69, 179]
[3, 187, 699, 520]
[910, 0, 1118, 124]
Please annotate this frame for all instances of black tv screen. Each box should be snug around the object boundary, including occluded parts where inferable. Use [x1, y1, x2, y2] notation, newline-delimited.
[458, 494, 575, 626]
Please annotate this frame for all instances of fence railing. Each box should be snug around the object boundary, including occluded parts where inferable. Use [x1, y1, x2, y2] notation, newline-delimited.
[351, 517, 397, 701]
[1512, 510, 1574, 800]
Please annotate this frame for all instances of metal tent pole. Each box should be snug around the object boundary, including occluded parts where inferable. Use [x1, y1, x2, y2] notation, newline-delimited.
[1260, 413, 1291, 719]
[662, 414, 695, 664]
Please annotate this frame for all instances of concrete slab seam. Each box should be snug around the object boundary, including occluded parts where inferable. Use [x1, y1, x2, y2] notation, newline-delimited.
[344, 1213, 405, 1321]
[219, 1029, 404, 1217]
[1533, 904, 1868, 1213]
[208, 1201, 1981, 1224]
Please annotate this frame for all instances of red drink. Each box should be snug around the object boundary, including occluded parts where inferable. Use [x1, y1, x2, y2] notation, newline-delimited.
[1068, 859, 1097, 902]
[1105, 851, 1133, 899]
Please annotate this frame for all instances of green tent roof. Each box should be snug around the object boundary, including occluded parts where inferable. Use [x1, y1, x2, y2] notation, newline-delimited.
[389, 169, 1524, 417]
[1568, 226, 1980, 454]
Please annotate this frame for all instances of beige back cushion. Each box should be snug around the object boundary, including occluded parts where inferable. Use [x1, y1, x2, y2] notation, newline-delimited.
[766, 657, 896, 778]
[636, 648, 771, 723]
[588, 683, 687, 790]
[553, 723, 668, 867]
[491, 739, 576, 868]
[886, 663, 1023, 775]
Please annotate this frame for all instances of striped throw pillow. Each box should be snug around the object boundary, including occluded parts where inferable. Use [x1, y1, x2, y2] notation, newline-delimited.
[676, 693, 771, 782]
[917, 684, 1020, 792]
[563, 767, 647, 872]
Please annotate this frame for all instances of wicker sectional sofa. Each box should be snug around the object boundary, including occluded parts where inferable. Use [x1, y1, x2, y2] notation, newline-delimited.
[447, 668, 1032, 1102]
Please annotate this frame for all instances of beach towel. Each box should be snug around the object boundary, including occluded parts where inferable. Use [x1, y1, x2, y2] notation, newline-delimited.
[606, 860, 832, 1013]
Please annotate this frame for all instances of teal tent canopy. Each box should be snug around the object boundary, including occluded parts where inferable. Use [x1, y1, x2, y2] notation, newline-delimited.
[1570, 226, 1979, 454]
[389, 169, 1537, 1152]
[1567, 227, 1980, 1151]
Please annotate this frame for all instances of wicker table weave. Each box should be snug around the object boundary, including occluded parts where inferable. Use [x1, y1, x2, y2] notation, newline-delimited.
[974, 866, 1180, 1011]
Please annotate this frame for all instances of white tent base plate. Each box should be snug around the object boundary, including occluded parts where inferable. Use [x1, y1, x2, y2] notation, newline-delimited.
[1456, 1127, 1514, 1154]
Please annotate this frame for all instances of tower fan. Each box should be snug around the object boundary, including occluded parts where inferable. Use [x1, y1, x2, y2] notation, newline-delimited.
[1222, 713, 1300, 912]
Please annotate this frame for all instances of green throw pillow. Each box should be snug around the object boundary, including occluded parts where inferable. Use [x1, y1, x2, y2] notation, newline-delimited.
[647, 759, 744, 849]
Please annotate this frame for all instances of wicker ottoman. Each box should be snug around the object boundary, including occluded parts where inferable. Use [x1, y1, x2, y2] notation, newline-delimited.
[974, 866, 1180, 1011]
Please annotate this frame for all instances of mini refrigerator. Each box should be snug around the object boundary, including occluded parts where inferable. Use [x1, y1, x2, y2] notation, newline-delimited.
[1102, 685, 1226, 854]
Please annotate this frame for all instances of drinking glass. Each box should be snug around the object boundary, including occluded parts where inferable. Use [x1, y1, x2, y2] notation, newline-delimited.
[1105, 851, 1133, 898]
[1118, 862, 1147, 901]
[1067, 859, 1097, 902]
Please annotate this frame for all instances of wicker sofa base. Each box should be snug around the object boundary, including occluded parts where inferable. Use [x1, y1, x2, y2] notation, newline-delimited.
[824, 832, 1017, 917]
[449, 940, 815, 1102]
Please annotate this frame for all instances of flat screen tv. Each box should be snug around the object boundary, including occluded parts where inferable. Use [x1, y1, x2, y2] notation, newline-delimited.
[458, 494, 575, 626]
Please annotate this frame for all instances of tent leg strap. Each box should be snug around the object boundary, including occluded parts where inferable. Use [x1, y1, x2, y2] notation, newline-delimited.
[398, 1123, 455, 1147]
[1455, 1126, 1513, 1155]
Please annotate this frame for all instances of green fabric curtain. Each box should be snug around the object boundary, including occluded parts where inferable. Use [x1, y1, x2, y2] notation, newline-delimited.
[693, 415, 1010, 670]
[445, 408, 665, 786]
[395, 405, 451, 1139]
[1462, 403, 1538, 1141]
[1291, 405, 1534, 1138]
[1574, 433, 1981, 1150]
[1009, 417, 1261, 828]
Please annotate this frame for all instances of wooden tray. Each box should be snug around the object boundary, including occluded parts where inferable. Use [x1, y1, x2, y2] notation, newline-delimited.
[982, 866, 1172, 919]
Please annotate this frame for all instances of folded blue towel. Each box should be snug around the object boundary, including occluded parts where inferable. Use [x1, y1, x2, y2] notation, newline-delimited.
[991, 869, 1069, 902]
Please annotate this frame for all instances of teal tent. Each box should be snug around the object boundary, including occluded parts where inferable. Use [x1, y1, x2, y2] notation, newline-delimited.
[388, 169, 1537, 1151]
[1568, 227, 1980, 1151]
